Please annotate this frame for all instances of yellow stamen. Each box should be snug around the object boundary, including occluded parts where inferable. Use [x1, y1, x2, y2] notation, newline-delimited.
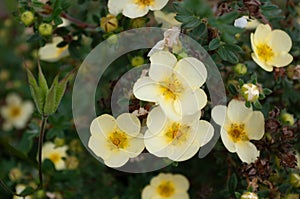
[9, 106, 21, 118]
[108, 131, 128, 149]
[157, 181, 175, 197]
[256, 44, 274, 62]
[159, 75, 183, 100]
[49, 153, 61, 163]
[165, 123, 189, 144]
[135, 0, 154, 7]
[228, 123, 248, 142]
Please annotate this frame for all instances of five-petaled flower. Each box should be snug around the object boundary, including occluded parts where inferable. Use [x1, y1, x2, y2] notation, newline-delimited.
[42, 142, 68, 170]
[108, 0, 169, 19]
[38, 37, 69, 62]
[142, 173, 190, 199]
[250, 24, 293, 72]
[0, 93, 34, 131]
[133, 51, 207, 121]
[212, 99, 265, 163]
[144, 107, 214, 161]
[88, 113, 144, 168]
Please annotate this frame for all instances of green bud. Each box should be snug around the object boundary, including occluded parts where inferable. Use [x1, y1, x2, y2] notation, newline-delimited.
[290, 173, 300, 188]
[100, 14, 118, 32]
[21, 11, 34, 26]
[285, 194, 300, 199]
[234, 63, 247, 76]
[54, 137, 65, 147]
[36, 190, 46, 199]
[131, 56, 144, 67]
[241, 83, 259, 102]
[241, 192, 258, 199]
[131, 18, 147, 28]
[38, 23, 53, 36]
[9, 168, 23, 181]
[281, 112, 295, 125]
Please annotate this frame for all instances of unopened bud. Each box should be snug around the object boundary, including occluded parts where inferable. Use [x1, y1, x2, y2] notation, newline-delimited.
[38, 23, 53, 36]
[131, 56, 144, 67]
[234, 63, 247, 76]
[21, 11, 34, 26]
[281, 112, 295, 126]
[100, 14, 118, 32]
[241, 83, 259, 102]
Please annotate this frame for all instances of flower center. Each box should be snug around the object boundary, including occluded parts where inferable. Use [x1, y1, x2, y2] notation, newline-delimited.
[256, 44, 274, 62]
[228, 123, 248, 142]
[157, 181, 175, 198]
[108, 131, 128, 149]
[9, 106, 21, 118]
[165, 123, 189, 144]
[49, 153, 61, 164]
[135, 0, 154, 7]
[160, 75, 183, 100]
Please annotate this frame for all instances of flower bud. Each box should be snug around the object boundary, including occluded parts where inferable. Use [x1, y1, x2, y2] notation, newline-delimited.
[54, 137, 65, 147]
[36, 190, 46, 199]
[290, 173, 300, 188]
[234, 63, 247, 76]
[241, 83, 260, 102]
[100, 14, 118, 32]
[241, 192, 258, 199]
[66, 156, 79, 170]
[285, 194, 300, 199]
[38, 23, 53, 36]
[9, 168, 23, 181]
[131, 18, 146, 28]
[281, 112, 295, 125]
[21, 11, 34, 26]
[131, 56, 144, 67]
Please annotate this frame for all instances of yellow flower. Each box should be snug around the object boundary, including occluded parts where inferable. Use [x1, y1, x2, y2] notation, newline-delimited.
[13, 184, 32, 199]
[144, 107, 213, 161]
[154, 10, 181, 28]
[142, 173, 189, 199]
[0, 93, 34, 131]
[88, 113, 144, 168]
[108, 0, 169, 19]
[212, 99, 265, 163]
[42, 142, 68, 170]
[133, 51, 207, 121]
[38, 37, 69, 62]
[100, 14, 118, 32]
[250, 24, 293, 72]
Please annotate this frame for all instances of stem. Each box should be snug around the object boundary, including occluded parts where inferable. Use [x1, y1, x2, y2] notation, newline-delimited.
[37, 116, 48, 188]
[60, 12, 98, 29]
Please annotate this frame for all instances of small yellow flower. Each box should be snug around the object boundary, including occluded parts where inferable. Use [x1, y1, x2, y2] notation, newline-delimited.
[88, 113, 144, 168]
[241, 83, 260, 102]
[250, 24, 293, 72]
[108, 0, 169, 19]
[144, 107, 213, 161]
[0, 93, 34, 131]
[100, 14, 118, 32]
[133, 51, 208, 121]
[212, 99, 265, 163]
[142, 173, 189, 199]
[42, 142, 68, 170]
[241, 192, 258, 199]
[38, 37, 69, 62]
[13, 184, 32, 199]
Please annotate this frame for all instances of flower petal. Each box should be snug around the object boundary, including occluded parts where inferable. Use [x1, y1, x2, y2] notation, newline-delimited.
[194, 120, 214, 146]
[144, 130, 169, 154]
[173, 193, 189, 199]
[123, 3, 149, 18]
[108, 0, 130, 15]
[211, 105, 227, 126]
[169, 141, 200, 161]
[142, 185, 154, 199]
[269, 53, 293, 67]
[221, 128, 236, 153]
[254, 24, 271, 44]
[178, 88, 207, 116]
[116, 113, 141, 137]
[251, 53, 273, 72]
[6, 93, 21, 105]
[146, 106, 168, 137]
[235, 141, 259, 164]
[245, 111, 265, 140]
[147, 40, 166, 57]
[149, 51, 177, 82]
[124, 135, 145, 158]
[269, 30, 292, 53]
[133, 77, 160, 102]
[105, 150, 129, 167]
[149, 0, 169, 10]
[159, 97, 181, 121]
[88, 134, 111, 160]
[173, 174, 189, 192]
[175, 57, 207, 88]
[90, 114, 116, 137]
[227, 99, 252, 123]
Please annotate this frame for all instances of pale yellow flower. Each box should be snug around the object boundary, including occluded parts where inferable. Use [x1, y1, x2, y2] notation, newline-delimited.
[212, 99, 265, 163]
[42, 142, 68, 170]
[13, 184, 32, 199]
[88, 113, 144, 168]
[154, 10, 181, 28]
[144, 107, 213, 161]
[142, 173, 189, 199]
[38, 37, 69, 62]
[0, 93, 34, 131]
[133, 51, 207, 121]
[108, 0, 169, 19]
[250, 24, 293, 72]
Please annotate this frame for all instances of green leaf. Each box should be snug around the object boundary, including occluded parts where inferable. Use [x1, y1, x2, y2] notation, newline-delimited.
[245, 101, 251, 108]
[228, 173, 238, 196]
[235, 192, 241, 199]
[43, 81, 57, 115]
[208, 38, 220, 51]
[263, 88, 272, 95]
[19, 187, 35, 196]
[38, 64, 49, 98]
[228, 83, 238, 95]
[26, 68, 44, 114]
[253, 100, 262, 109]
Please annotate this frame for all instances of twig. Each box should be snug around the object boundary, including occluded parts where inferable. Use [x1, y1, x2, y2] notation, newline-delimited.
[37, 116, 48, 188]
[60, 12, 98, 29]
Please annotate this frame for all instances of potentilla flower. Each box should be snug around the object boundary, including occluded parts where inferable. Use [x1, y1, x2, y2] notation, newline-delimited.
[250, 24, 293, 72]
[212, 99, 265, 163]
[38, 37, 69, 62]
[154, 10, 181, 28]
[108, 0, 169, 19]
[42, 142, 68, 170]
[0, 93, 34, 131]
[144, 107, 213, 161]
[88, 113, 144, 168]
[13, 184, 32, 199]
[241, 83, 260, 102]
[134, 51, 207, 121]
[142, 173, 189, 199]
